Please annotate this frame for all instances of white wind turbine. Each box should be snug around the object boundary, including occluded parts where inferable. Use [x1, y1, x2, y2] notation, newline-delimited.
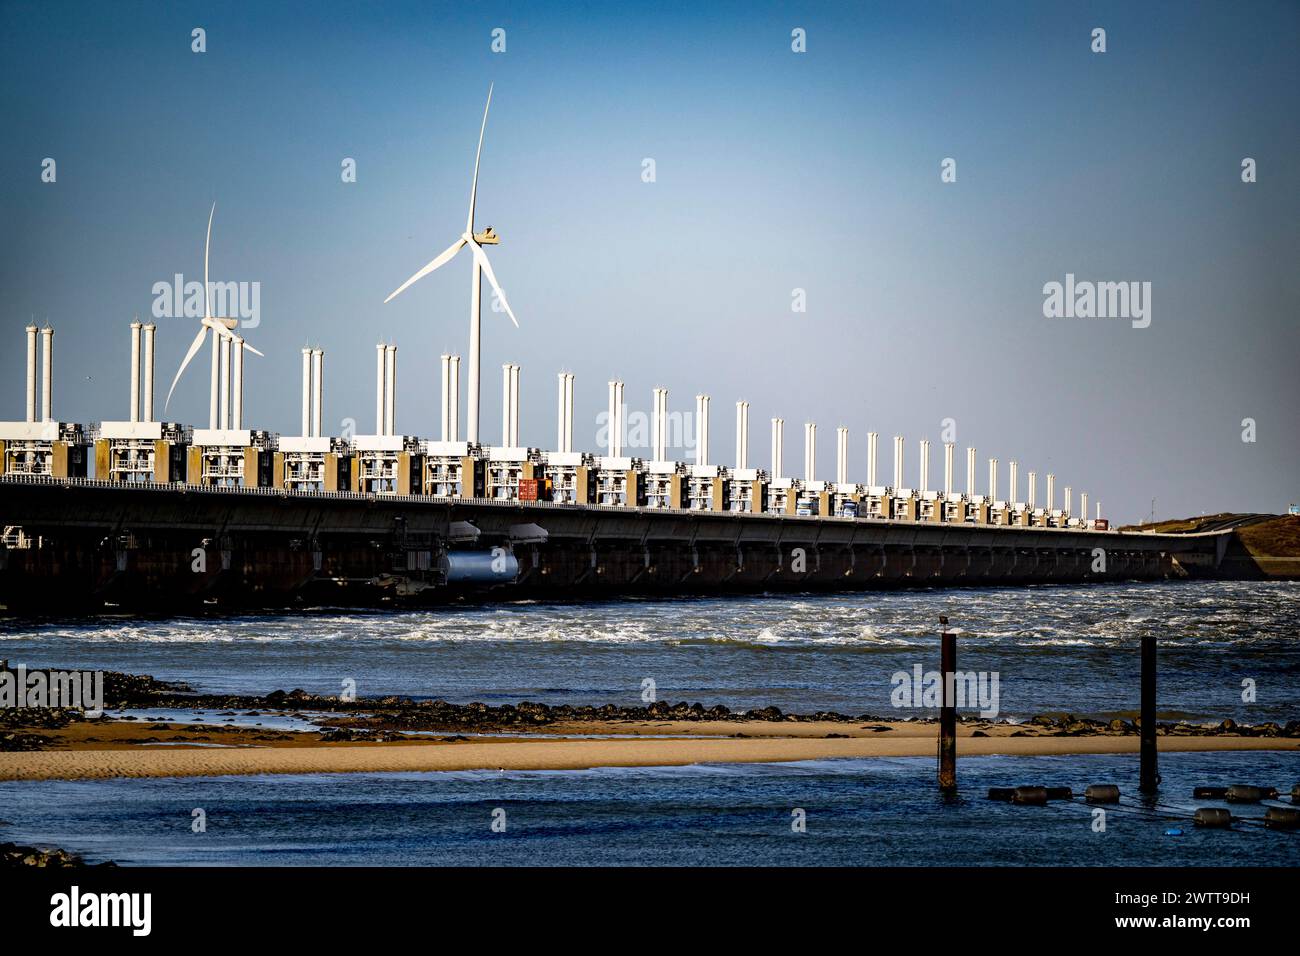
[384, 83, 518, 445]
[165, 203, 263, 427]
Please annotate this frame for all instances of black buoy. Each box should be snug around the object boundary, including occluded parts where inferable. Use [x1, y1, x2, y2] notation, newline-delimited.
[1085, 784, 1121, 804]
[988, 787, 1016, 801]
[1193, 808, 1232, 828]
[1265, 807, 1300, 830]
[1012, 786, 1049, 805]
[1226, 785, 1267, 804]
[1193, 786, 1228, 799]
[1045, 786, 1074, 801]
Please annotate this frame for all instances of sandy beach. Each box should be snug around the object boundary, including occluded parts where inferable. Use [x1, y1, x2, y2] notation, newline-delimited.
[2, 718, 1294, 781]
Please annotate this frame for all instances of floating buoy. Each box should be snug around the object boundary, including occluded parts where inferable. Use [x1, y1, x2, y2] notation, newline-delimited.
[1165, 828, 1184, 836]
[1193, 808, 1232, 828]
[1193, 786, 1228, 799]
[1265, 807, 1300, 830]
[987, 787, 1016, 801]
[1225, 785, 1267, 803]
[1045, 786, 1074, 801]
[1012, 786, 1049, 805]
[1085, 784, 1121, 804]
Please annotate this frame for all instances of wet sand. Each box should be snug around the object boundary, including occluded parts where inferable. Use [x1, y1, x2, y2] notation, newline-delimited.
[2, 718, 1294, 781]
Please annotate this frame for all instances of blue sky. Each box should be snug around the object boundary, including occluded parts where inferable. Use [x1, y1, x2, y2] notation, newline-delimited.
[1, 0, 1296, 522]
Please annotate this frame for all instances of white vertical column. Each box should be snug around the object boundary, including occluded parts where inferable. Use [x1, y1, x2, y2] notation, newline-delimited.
[142, 323, 156, 422]
[209, 334, 220, 429]
[702, 390, 712, 463]
[614, 381, 625, 456]
[218, 335, 231, 429]
[24, 325, 37, 423]
[502, 364, 512, 446]
[375, 343, 386, 435]
[1081, 493, 1089, 522]
[231, 336, 244, 430]
[385, 344, 397, 436]
[1009, 460, 1019, 504]
[443, 356, 454, 442]
[449, 356, 460, 442]
[943, 442, 954, 496]
[1064, 486, 1072, 516]
[892, 436, 904, 490]
[1047, 473, 1056, 512]
[564, 373, 574, 453]
[129, 321, 142, 423]
[510, 365, 520, 447]
[312, 349, 323, 437]
[804, 422, 816, 482]
[966, 447, 976, 497]
[607, 381, 617, 456]
[302, 348, 313, 437]
[652, 388, 665, 460]
[40, 326, 54, 422]
[867, 432, 878, 487]
[557, 373, 567, 452]
[919, 439, 930, 493]
[771, 418, 783, 480]
[735, 401, 749, 470]
[835, 426, 848, 484]
[1096, 501, 1102, 521]
[1028, 470, 1037, 509]
[988, 458, 998, 501]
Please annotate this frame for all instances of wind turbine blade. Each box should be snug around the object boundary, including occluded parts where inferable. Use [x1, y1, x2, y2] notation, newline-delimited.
[242, 342, 264, 358]
[164, 326, 209, 412]
[467, 238, 518, 327]
[383, 237, 467, 303]
[466, 83, 493, 234]
[204, 202, 215, 320]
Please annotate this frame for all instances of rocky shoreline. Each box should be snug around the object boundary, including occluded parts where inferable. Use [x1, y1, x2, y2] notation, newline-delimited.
[3, 667, 1299, 750]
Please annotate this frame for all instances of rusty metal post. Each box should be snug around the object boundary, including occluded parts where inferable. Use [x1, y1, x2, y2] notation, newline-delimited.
[1139, 634, 1159, 793]
[938, 615, 957, 793]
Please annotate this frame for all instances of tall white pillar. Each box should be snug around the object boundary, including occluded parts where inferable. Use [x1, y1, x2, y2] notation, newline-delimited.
[302, 348, 313, 437]
[695, 394, 710, 466]
[1009, 460, 1019, 504]
[385, 345, 397, 436]
[231, 336, 244, 429]
[1046, 473, 1056, 512]
[129, 321, 142, 423]
[40, 326, 53, 422]
[1028, 470, 1037, 509]
[142, 324, 156, 422]
[867, 432, 879, 487]
[218, 335, 231, 429]
[735, 401, 749, 470]
[943, 442, 954, 496]
[803, 422, 816, 482]
[919, 439, 930, 493]
[24, 325, 37, 423]
[835, 426, 848, 485]
[375, 343, 386, 435]
[502, 363, 512, 446]
[893, 436, 904, 490]
[449, 356, 460, 442]
[771, 418, 784, 480]
[311, 349, 324, 437]
[966, 447, 976, 497]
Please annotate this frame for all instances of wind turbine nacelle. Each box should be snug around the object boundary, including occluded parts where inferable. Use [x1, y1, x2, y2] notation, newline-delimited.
[473, 227, 499, 245]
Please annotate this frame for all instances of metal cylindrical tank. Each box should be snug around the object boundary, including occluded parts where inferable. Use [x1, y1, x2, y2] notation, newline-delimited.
[439, 550, 519, 584]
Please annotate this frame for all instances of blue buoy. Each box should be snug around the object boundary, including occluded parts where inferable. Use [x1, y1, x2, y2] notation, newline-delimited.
[1165, 828, 1184, 836]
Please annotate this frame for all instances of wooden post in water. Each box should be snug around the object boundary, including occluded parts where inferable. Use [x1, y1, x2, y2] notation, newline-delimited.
[1139, 634, 1159, 793]
[938, 615, 957, 793]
